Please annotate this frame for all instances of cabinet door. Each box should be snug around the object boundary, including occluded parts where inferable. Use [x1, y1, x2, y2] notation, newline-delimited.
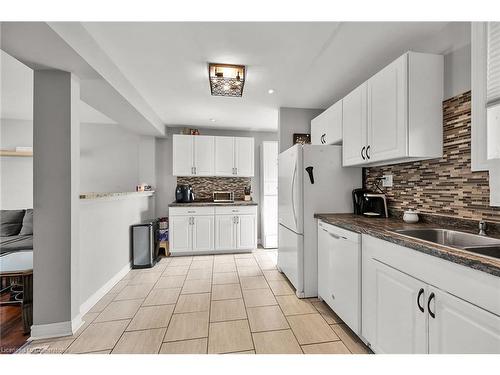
[367, 54, 407, 162]
[193, 136, 215, 176]
[428, 287, 500, 354]
[342, 84, 367, 166]
[215, 137, 235, 176]
[192, 215, 214, 251]
[363, 258, 427, 353]
[317, 222, 333, 306]
[172, 135, 194, 176]
[312, 101, 342, 145]
[169, 216, 192, 252]
[215, 215, 236, 250]
[236, 214, 256, 249]
[235, 137, 254, 177]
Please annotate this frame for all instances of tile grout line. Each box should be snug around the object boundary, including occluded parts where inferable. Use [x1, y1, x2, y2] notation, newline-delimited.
[234, 254, 255, 354]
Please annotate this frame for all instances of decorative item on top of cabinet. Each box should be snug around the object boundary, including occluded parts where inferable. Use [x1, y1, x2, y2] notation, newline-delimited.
[293, 133, 311, 145]
[342, 51, 444, 167]
[311, 100, 342, 145]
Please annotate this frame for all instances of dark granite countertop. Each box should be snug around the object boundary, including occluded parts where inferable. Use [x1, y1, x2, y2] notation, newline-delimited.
[169, 200, 258, 207]
[314, 213, 500, 277]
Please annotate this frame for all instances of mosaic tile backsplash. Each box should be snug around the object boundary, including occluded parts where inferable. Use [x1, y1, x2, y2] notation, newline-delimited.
[365, 91, 500, 224]
[177, 177, 251, 201]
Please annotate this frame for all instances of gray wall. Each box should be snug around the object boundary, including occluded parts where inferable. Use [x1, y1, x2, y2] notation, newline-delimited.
[0, 120, 156, 210]
[278, 107, 323, 152]
[155, 127, 279, 241]
[444, 43, 471, 100]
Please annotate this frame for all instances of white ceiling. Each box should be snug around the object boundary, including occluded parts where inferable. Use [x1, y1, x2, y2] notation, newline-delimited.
[82, 22, 468, 132]
[1, 50, 115, 124]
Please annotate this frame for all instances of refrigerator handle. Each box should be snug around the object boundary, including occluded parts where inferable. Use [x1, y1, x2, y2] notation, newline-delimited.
[291, 161, 298, 230]
[305, 166, 314, 184]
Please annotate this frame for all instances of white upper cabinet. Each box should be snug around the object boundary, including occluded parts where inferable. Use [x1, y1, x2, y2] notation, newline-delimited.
[215, 136, 235, 176]
[311, 100, 343, 145]
[172, 135, 195, 176]
[175, 135, 254, 177]
[342, 83, 368, 166]
[343, 51, 444, 167]
[193, 136, 215, 176]
[234, 137, 254, 177]
[367, 55, 407, 162]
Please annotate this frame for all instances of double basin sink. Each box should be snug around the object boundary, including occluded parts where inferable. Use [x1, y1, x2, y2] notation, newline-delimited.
[393, 228, 500, 260]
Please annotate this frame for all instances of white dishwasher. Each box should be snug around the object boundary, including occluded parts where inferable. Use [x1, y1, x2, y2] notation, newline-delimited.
[317, 220, 361, 334]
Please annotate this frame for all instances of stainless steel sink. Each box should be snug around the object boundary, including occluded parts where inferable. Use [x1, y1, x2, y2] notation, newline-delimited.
[393, 228, 500, 259]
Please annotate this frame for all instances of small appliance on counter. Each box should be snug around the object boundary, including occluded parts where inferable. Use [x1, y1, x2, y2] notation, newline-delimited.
[175, 184, 195, 203]
[244, 186, 252, 201]
[213, 191, 234, 203]
[352, 188, 388, 218]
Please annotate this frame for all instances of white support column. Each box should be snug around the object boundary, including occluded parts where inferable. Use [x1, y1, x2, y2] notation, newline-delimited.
[31, 70, 81, 339]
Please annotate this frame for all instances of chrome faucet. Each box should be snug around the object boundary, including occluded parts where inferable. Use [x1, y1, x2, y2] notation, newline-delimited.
[479, 221, 487, 236]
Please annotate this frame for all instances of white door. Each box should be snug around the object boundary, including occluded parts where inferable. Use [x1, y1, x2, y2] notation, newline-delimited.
[235, 137, 254, 176]
[172, 135, 194, 176]
[192, 215, 214, 251]
[236, 214, 256, 249]
[193, 136, 215, 176]
[215, 136, 235, 176]
[278, 145, 303, 234]
[367, 54, 407, 162]
[169, 216, 192, 252]
[342, 84, 367, 166]
[215, 215, 236, 250]
[363, 258, 427, 353]
[262, 196, 278, 248]
[428, 287, 500, 354]
[317, 222, 332, 306]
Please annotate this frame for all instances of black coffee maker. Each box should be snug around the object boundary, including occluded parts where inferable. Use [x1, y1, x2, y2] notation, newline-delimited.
[176, 185, 195, 203]
[352, 188, 388, 218]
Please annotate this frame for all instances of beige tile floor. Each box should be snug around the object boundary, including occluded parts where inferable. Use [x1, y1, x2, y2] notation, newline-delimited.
[20, 249, 371, 354]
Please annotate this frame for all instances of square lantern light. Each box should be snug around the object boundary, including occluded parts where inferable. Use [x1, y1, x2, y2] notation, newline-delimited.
[208, 63, 245, 97]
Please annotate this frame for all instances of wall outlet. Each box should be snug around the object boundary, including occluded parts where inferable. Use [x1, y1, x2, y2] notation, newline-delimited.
[382, 174, 393, 187]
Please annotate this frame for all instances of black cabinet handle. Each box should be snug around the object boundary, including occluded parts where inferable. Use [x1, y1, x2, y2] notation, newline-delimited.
[428, 292, 435, 318]
[417, 288, 425, 313]
[361, 146, 366, 160]
[366, 145, 371, 159]
[321, 134, 326, 144]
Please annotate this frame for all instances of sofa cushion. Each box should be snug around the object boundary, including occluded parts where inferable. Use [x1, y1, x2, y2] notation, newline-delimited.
[19, 209, 33, 235]
[0, 235, 33, 255]
[0, 209, 26, 236]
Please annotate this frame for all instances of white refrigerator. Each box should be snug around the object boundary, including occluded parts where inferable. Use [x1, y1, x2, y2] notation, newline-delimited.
[278, 144, 361, 298]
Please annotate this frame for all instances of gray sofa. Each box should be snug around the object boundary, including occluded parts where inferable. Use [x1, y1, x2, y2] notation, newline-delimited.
[0, 209, 33, 255]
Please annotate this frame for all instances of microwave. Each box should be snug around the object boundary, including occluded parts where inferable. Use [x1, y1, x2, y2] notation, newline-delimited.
[213, 191, 234, 203]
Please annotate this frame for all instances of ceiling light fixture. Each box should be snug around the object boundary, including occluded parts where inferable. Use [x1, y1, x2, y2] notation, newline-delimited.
[268, 89, 275, 94]
[210, 118, 216, 122]
[208, 63, 245, 97]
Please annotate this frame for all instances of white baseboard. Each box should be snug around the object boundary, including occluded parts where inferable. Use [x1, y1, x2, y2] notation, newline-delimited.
[30, 321, 73, 341]
[79, 262, 131, 317]
[29, 262, 131, 341]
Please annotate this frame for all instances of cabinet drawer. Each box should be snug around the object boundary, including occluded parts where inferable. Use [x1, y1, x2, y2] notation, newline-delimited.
[215, 206, 257, 215]
[169, 207, 215, 216]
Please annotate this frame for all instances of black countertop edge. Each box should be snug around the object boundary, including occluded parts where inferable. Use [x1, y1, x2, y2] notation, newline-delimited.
[314, 213, 500, 278]
[169, 201, 258, 207]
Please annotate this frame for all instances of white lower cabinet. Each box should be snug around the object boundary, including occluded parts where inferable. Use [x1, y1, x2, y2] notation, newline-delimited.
[363, 258, 427, 353]
[192, 215, 214, 251]
[170, 206, 256, 254]
[362, 234, 500, 354]
[428, 287, 500, 354]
